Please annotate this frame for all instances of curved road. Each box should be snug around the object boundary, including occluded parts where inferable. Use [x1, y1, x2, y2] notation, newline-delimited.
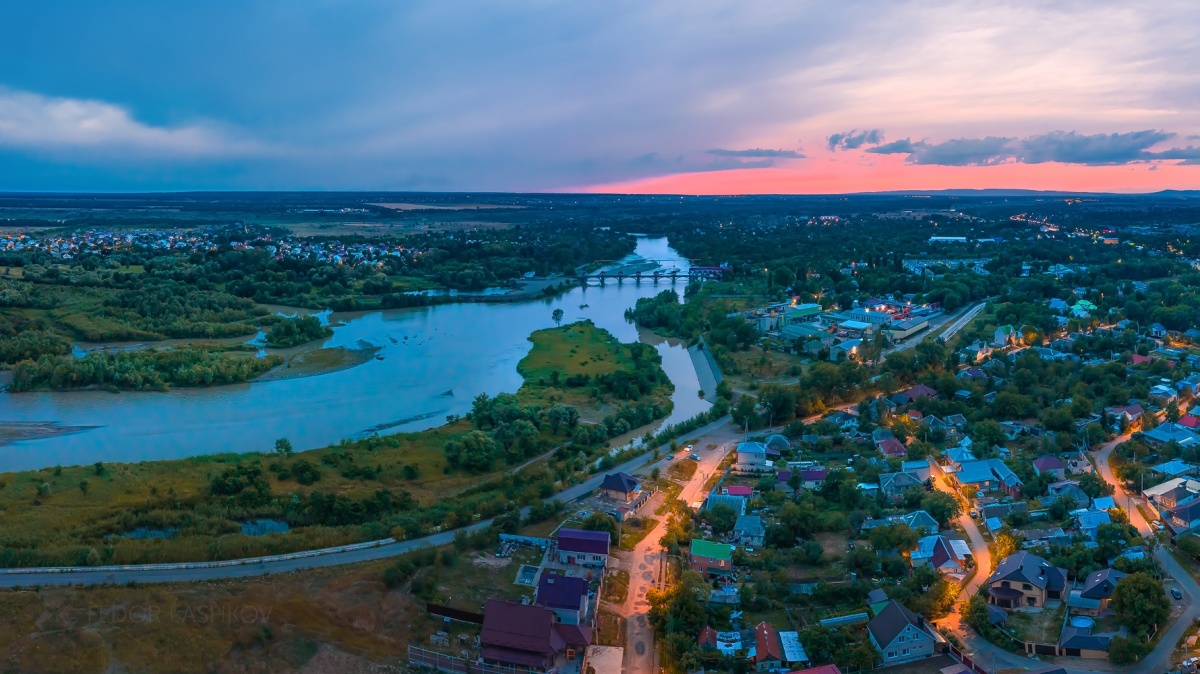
[938, 435, 1200, 674]
[0, 416, 732, 588]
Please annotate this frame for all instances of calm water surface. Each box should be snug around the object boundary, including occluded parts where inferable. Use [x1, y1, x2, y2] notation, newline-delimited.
[0, 238, 710, 470]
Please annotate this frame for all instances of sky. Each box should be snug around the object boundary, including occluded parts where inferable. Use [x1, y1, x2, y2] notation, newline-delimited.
[1, 1, 1199, 194]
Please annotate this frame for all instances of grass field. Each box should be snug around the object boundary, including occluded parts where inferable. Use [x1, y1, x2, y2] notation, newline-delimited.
[517, 320, 633, 383]
[0, 321, 672, 567]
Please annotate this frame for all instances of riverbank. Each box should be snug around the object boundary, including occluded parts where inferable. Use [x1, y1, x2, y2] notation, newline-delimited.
[0, 321, 675, 568]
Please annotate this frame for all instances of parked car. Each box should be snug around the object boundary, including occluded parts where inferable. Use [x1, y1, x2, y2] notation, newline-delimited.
[665, 454, 675, 460]
[689, 453, 701, 461]
[969, 509, 979, 519]
[1173, 587, 1184, 600]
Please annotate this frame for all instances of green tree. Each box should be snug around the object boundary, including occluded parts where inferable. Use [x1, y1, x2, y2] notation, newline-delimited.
[273, 437, 294, 457]
[1111, 572, 1169, 634]
[1177, 534, 1200, 559]
[552, 308, 564, 326]
[702, 504, 738, 534]
[920, 491, 962, 527]
[581, 511, 619, 537]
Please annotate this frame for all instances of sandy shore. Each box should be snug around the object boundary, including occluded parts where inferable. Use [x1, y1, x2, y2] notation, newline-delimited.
[256, 342, 382, 382]
[0, 421, 100, 447]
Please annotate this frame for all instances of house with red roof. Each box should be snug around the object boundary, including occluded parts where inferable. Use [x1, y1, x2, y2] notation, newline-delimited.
[788, 666, 842, 674]
[754, 622, 783, 671]
[1130, 353, 1152, 365]
[725, 485, 754, 497]
[1032, 455, 1066, 479]
[1179, 415, 1200, 429]
[480, 600, 590, 672]
[877, 437, 908, 458]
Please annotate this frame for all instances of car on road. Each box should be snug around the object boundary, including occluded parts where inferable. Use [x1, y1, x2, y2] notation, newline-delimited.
[685, 444, 694, 451]
[665, 454, 675, 460]
[1173, 587, 1183, 600]
[689, 453, 701, 461]
[969, 509, 978, 519]
[1153, 521, 1165, 531]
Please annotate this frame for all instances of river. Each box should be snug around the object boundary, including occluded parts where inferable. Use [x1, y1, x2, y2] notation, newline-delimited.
[0, 237, 711, 471]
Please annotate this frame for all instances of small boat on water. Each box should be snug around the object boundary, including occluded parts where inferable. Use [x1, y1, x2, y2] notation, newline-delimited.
[579, 303, 589, 309]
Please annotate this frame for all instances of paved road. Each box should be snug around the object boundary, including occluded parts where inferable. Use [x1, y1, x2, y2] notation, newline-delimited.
[0, 415, 733, 588]
[618, 420, 740, 674]
[1094, 437, 1200, 674]
[939, 435, 1200, 674]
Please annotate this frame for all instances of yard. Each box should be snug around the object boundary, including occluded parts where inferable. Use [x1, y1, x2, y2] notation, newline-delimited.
[602, 569, 631, 604]
[618, 517, 659, 551]
[594, 609, 626, 647]
[1005, 604, 1065, 644]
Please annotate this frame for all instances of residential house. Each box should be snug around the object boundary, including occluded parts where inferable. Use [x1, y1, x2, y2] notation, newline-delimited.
[1167, 500, 1200, 534]
[1043, 481, 1090, 510]
[1151, 459, 1200, 479]
[985, 551, 1069, 608]
[753, 622, 783, 672]
[963, 340, 993, 363]
[480, 600, 590, 672]
[599, 472, 641, 503]
[942, 447, 977, 472]
[879, 471, 924, 503]
[790, 666, 844, 674]
[555, 529, 610, 567]
[953, 389, 973, 402]
[1151, 322, 1168, 338]
[957, 367, 986, 382]
[955, 459, 1023, 498]
[1058, 622, 1113, 658]
[860, 510, 939, 535]
[866, 600, 938, 666]
[866, 589, 890, 615]
[535, 573, 590, 625]
[1140, 424, 1200, 449]
[830, 339, 862, 361]
[736, 442, 771, 473]
[733, 515, 766, 547]
[892, 384, 938, 406]
[1106, 404, 1144, 427]
[868, 396, 897, 422]
[1068, 569, 1127, 616]
[910, 535, 967, 573]
[980, 501, 1028, 522]
[1048, 298, 1070, 313]
[945, 415, 969, 433]
[1076, 510, 1112, 540]
[877, 437, 908, 458]
[800, 467, 828, 490]
[871, 427, 895, 444]
[994, 324, 1017, 347]
[901, 460, 931, 481]
[1032, 456, 1066, 479]
[724, 485, 754, 498]
[690, 539, 734, 577]
[706, 493, 748, 516]
[1144, 477, 1200, 511]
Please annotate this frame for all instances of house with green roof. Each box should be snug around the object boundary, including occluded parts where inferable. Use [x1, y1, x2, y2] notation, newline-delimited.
[690, 539, 734, 577]
[992, 324, 1017, 347]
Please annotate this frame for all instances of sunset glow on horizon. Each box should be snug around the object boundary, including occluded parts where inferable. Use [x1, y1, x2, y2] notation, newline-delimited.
[0, 2, 1198, 192]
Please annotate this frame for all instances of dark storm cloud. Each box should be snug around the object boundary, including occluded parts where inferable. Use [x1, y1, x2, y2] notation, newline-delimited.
[827, 129, 883, 151]
[705, 148, 805, 158]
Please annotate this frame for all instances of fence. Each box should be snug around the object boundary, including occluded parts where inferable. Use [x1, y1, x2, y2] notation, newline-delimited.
[427, 603, 485, 625]
[407, 646, 551, 674]
[498, 534, 551, 548]
[946, 644, 991, 674]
